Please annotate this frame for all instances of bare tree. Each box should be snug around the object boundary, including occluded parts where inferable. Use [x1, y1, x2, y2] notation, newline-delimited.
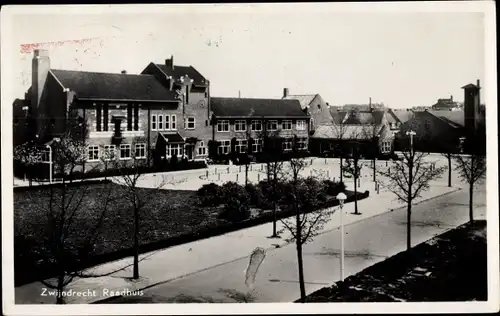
[362, 123, 380, 182]
[100, 145, 118, 181]
[30, 131, 114, 304]
[453, 153, 486, 223]
[112, 137, 168, 279]
[255, 126, 285, 238]
[342, 128, 365, 215]
[377, 143, 445, 251]
[331, 119, 349, 183]
[278, 153, 332, 303]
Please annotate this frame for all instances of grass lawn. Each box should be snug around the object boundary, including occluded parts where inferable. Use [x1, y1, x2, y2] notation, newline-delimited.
[14, 180, 363, 286]
[303, 220, 487, 302]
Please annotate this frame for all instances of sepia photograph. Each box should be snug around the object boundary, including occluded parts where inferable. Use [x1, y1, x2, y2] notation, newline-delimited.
[1, 2, 498, 315]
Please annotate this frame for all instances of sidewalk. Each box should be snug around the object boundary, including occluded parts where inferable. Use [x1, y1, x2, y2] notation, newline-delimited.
[15, 180, 460, 304]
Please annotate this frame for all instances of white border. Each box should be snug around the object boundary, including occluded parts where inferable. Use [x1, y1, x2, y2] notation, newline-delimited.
[1, 2, 498, 315]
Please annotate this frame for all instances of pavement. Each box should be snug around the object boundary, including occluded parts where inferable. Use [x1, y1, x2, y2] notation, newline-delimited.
[102, 184, 487, 304]
[15, 163, 471, 304]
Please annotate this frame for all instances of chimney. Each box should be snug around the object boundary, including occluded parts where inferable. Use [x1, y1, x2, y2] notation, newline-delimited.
[121, 70, 127, 74]
[450, 95, 453, 101]
[32, 49, 50, 110]
[283, 88, 289, 98]
[238, 90, 241, 98]
[166, 55, 174, 70]
[369, 97, 373, 112]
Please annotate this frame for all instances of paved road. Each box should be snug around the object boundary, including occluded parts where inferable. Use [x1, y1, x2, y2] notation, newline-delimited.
[104, 184, 486, 303]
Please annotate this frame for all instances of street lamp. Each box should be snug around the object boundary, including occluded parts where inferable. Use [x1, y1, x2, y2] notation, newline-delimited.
[406, 130, 416, 156]
[46, 144, 53, 184]
[336, 192, 347, 281]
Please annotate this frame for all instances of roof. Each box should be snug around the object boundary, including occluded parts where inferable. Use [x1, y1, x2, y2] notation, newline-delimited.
[282, 94, 317, 109]
[50, 69, 177, 102]
[210, 97, 307, 118]
[160, 132, 185, 143]
[343, 111, 384, 125]
[330, 110, 348, 124]
[427, 110, 464, 127]
[154, 64, 207, 86]
[312, 124, 381, 140]
[388, 109, 414, 124]
[462, 83, 480, 89]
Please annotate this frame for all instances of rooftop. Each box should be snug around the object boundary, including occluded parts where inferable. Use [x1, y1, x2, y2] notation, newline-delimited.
[210, 97, 307, 118]
[50, 69, 177, 102]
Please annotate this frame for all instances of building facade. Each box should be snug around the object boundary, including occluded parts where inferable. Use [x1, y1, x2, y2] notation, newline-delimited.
[20, 49, 212, 175]
[209, 97, 311, 159]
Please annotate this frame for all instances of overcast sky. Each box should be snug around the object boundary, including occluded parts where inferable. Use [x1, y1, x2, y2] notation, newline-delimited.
[7, 4, 487, 108]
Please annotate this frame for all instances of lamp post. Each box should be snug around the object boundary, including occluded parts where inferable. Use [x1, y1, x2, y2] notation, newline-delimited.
[336, 192, 347, 281]
[46, 144, 53, 184]
[406, 130, 416, 155]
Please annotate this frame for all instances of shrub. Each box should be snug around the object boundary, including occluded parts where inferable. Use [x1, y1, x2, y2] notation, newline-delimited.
[197, 183, 223, 206]
[322, 180, 347, 196]
[218, 182, 250, 223]
[245, 182, 270, 209]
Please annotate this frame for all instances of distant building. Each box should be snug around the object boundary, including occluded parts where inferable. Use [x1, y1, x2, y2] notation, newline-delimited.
[397, 80, 485, 154]
[431, 95, 461, 111]
[282, 88, 334, 131]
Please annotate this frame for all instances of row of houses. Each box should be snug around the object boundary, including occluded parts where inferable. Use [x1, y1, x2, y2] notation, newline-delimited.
[13, 49, 485, 174]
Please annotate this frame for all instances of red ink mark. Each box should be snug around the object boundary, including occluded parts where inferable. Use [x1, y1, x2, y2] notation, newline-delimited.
[20, 37, 101, 54]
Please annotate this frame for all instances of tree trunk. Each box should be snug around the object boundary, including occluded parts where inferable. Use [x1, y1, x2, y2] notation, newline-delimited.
[340, 156, 343, 183]
[295, 201, 306, 302]
[447, 153, 452, 187]
[245, 163, 249, 186]
[407, 201, 412, 251]
[354, 177, 359, 215]
[56, 274, 65, 304]
[469, 154, 474, 223]
[469, 181, 474, 223]
[133, 201, 140, 279]
[296, 240, 306, 302]
[272, 203, 278, 237]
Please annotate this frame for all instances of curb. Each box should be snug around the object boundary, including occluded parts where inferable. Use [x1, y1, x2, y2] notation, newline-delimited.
[91, 186, 463, 304]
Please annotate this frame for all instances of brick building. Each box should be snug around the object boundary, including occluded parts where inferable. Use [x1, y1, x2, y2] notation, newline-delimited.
[21, 49, 211, 174]
[209, 97, 311, 158]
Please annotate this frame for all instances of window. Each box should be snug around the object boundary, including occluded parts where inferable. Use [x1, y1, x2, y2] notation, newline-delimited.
[165, 115, 170, 130]
[151, 114, 157, 131]
[235, 139, 247, 153]
[103, 145, 116, 161]
[297, 138, 308, 150]
[234, 120, 246, 132]
[103, 104, 109, 131]
[158, 114, 164, 130]
[282, 138, 293, 151]
[251, 120, 262, 131]
[134, 104, 139, 131]
[310, 118, 314, 131]
[198, 141, 207, 156]
[135, 143, 146, 159]
[40, 150, 50, 163]
[296, 120, 306, 131]
[120, 144, 132, 160]
[166, 144, 183, 158]
[87, 145, 99, 162]
[381, 141, 392, 153]
[217, 120, 230, 132]
[218, 140, 230, 154]
[252, 138, 262, 152]
[127, 104, 133, 131]
[171, 115, 177, 130]
[267, 120, 278, 131]
[282, 120, 292, 130]
[186, 117, 195, 130]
